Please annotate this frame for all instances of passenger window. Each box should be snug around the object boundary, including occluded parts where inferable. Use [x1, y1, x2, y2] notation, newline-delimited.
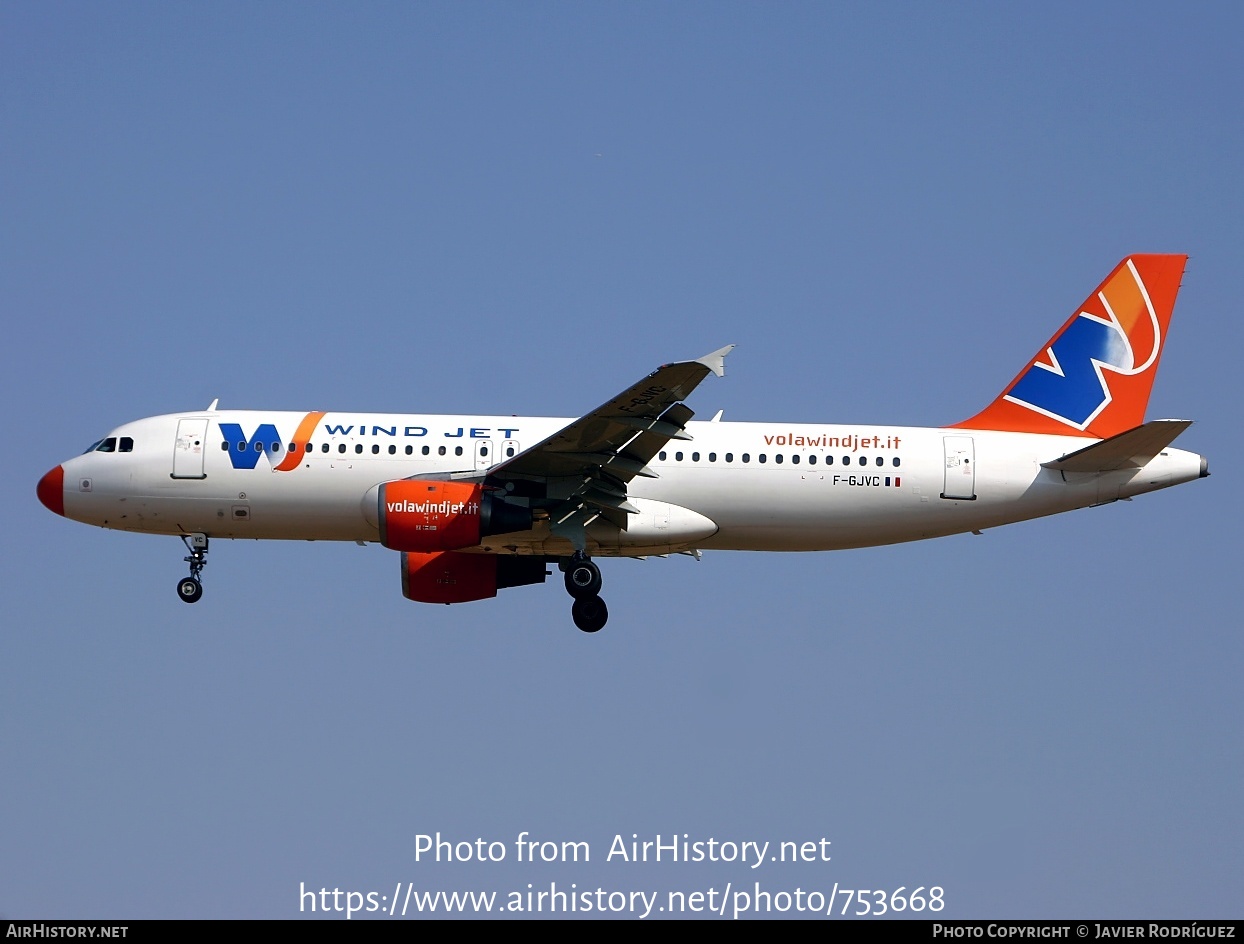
[372, 445, 380, 454]
[338, 444, 346, 454]
[322, 443, 330, 453]
[692, 452, 700, 462]
[708, 452, 717, 462]
[893, 457, 901, 467]
[842, 456, 850, 465]
[775, 454, 783, 464]
[220, 441, 229, 451]
[742, 453, 750, 463]
[659, 451, 667, 460]
[405, 446, 413, 455]
[422, 446, 430, 456]
[355, 444, 363, 454]
[876, 456, 883, 466]
[272, 442, 280, 452]
[791, 454, 799, 464]
[826, 455, 834, 465]
[725, 453, 734, 462]
[809, 455, 816, 465]
[389, 445, 396, 455]
[454, 446, 463, 456]
[438, 446, 446, 456]
[506, 447, 515, 458]
[254, 442, 263, 452]
[858, 456, 867, 466]
[675, 452, 684, 461]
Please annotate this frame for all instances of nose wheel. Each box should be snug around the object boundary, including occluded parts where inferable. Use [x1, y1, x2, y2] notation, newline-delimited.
[563, 553, 607, 632]
[177, 576, 203, 603]
[177, 533, 209, 604]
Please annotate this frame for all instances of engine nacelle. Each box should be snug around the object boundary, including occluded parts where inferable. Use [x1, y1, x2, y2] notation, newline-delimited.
[378, 480, 532, 553]
[401, 551, 547, 604]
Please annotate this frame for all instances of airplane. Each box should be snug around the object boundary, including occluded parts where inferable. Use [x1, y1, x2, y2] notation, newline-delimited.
[37, 254, 1207, 633]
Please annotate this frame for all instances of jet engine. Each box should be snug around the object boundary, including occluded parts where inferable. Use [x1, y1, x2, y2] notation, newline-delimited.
[401, 551, 547, 604]
[378, 480, 532, 553]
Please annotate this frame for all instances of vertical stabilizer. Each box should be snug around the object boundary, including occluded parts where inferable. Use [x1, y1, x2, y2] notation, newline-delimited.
[953, 254, 1187, 439]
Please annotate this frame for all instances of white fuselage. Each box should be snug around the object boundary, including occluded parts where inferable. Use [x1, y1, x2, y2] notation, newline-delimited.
[54, 409, 1206, 557]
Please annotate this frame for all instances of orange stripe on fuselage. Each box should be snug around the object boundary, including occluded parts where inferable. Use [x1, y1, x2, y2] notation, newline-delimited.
[273, 411, 326, 471]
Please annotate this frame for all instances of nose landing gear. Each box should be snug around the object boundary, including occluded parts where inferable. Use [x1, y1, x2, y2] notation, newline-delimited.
[176, 533, 208, 603]
[563, 553, 607, 632]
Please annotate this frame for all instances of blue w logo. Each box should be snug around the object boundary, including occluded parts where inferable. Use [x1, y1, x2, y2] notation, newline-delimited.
[1006, 315, 1131, 429]
[219, 422, 283, 469]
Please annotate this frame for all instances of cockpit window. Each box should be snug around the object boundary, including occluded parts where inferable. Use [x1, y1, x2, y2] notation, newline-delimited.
[95, 438, 117, 453]
[119, 437, 134, 453]
[83, 440, 104, 454]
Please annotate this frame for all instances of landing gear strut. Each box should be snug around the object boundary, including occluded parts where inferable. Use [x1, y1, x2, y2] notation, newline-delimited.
[563, 552, 607, 632]
[177, 533, 208, 603]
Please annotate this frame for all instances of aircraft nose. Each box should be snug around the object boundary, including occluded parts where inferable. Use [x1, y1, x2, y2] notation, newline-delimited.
[37, 465, 65, 516]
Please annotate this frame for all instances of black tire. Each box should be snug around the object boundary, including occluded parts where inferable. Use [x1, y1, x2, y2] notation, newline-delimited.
[564, 559, 602, 599]
[177, 577, 203, 604]
[571, 595, 608, 633]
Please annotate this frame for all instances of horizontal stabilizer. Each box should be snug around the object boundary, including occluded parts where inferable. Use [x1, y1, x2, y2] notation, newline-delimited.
[1041, 419, 1193, 473]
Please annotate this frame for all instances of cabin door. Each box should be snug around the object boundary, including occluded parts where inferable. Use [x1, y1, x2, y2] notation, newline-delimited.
[172, 418, 210, 480]
[941, 436, 976, 500]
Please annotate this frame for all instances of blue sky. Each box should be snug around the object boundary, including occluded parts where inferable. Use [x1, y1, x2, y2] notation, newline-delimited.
[3, 1, 1241, 919]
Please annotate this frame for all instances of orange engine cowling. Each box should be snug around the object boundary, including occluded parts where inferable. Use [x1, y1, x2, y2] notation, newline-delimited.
[378, 480, 532, 553]
[401, 551, 548, 604]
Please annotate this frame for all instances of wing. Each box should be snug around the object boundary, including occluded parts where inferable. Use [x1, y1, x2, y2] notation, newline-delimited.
[487, 345, 733, 547]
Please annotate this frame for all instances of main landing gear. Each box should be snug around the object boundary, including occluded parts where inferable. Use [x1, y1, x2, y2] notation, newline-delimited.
[563, 553, 607, 633]
[176, 533, 208, 603]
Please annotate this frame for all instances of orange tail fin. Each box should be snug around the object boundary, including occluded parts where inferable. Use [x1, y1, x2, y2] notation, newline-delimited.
[953, 254, 1187, 439]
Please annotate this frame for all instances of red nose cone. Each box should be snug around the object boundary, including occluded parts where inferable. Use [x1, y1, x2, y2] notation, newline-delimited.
[37, 465, 65, 516]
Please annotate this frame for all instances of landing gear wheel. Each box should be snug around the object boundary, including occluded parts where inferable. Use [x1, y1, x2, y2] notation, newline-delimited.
[178, 533, 209, 604]
[564, 557, 602, 599]
[177, 576, 203, 604]
[571, 595, 608, 633]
